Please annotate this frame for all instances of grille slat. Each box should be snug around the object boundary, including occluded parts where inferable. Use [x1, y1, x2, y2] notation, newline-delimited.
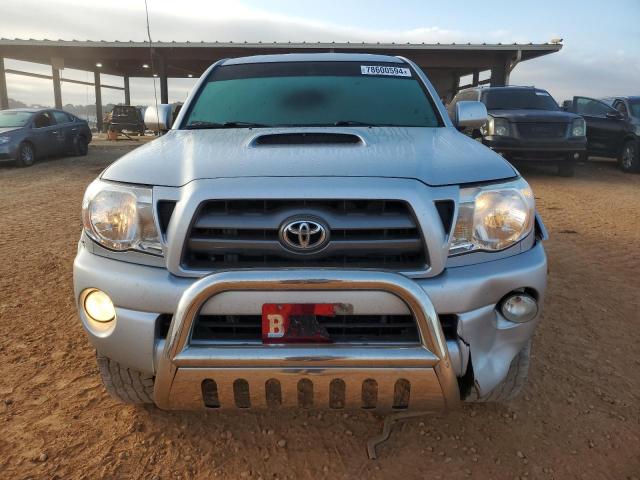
[183, 200, 427, 270]
[516, 123, 567, 139]
[192, 314, 420, 343]
[194, 211, 417, 230]
[188, 237, 423, 256]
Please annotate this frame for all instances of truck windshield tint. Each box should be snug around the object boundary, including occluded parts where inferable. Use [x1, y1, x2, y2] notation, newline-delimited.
[483, 89, 560, 111]
[182, 62, 442, 128]
[0, 111, 32, 127]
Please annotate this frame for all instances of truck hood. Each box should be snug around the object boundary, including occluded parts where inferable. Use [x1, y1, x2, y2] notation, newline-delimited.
[101, 127, 516, 187]
[489, 109, 580, 123]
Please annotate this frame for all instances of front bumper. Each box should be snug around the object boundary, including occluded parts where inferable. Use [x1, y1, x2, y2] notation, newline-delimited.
[74, 239, 547, 406]
[483, 136, 586, 160]
[0, 143, 18, 161]
[154, 270, 459, 410]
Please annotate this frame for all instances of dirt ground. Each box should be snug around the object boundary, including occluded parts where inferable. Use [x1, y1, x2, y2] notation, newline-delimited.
[0, 142, 638, 480]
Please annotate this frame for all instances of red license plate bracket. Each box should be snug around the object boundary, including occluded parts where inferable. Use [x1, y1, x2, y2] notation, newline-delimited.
[261, 303, 335, 344]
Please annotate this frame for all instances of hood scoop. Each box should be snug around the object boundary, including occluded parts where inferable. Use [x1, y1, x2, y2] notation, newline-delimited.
[252, 132, 364, 146]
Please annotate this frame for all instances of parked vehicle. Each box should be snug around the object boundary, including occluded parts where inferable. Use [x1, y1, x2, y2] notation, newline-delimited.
[0, 108, 92, 167]
[74, 53, 548, 411]
[563, 96, 639, 172]
[107, 105, 145, 136]
[450, 86, 586, 176]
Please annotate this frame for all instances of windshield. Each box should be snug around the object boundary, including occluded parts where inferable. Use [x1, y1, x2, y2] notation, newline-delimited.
[0, 111, 32, 128]
[483, 89, 560, 111]
[182, 61, 442, 128]
[629, 100, 640, 119]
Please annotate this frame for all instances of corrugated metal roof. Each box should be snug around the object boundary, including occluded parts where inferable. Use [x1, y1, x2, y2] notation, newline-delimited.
[0, 38, 562, 51]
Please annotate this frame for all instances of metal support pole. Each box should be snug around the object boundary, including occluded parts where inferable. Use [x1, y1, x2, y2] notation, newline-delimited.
[449, 72, 459, 102]
[94, 71, 103, 132]
[124, 76, 130, 105]
[0, 58, 9, 110]
[160, 75, 168, 104]
[472, 70, 479, 87]
[157, 56, 168, 104]
[52, 66, 62, 109]
[490, 61, 508, 87]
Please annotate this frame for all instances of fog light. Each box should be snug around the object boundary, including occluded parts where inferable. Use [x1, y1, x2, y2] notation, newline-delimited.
[573, 152, 580, 160]
[501, 293, 538, 323]
[84, 289, 116, 322]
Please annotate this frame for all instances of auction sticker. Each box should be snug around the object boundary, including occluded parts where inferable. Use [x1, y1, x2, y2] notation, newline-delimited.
[361, 65, 411, 77]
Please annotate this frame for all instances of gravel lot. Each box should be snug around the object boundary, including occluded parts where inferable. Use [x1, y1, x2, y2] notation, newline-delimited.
[0, 142, 638, 479]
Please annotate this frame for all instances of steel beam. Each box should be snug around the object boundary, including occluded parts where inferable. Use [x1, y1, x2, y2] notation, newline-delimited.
[94, 71, 103, 132]
[490, 61, 508, 87]
[0, 58, 8, 109]
[3, 69, 123, 90]
[52, 66, 62, 109]
[124, 76, 130, 105]
[157, 55, 168, 104]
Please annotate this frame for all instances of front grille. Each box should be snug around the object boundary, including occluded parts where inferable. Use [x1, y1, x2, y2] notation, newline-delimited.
[516, 123, 567, 139]
[192, 314, 420, 343]
[182, 200, 427, 270]
[159, 313, 457, 342]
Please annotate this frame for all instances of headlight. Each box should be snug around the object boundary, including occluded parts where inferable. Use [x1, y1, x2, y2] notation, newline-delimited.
[81, 179, 162, 255]
[450, 177, 535, 255]
[0, 136, 11, 145]
[571, 118, 586, 137]
[487, 117, 510, 136]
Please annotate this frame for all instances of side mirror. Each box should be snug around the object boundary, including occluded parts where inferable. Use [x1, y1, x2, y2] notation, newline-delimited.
[454, 101, 488, 130]
[606, 111, 624, 120]
[144, 104, 173, 132]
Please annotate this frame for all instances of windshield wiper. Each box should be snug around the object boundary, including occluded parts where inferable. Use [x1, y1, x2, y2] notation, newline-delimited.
[185, 120, 270, 129]
[223, 121, 270, 128]
[333, 120, 379, 127]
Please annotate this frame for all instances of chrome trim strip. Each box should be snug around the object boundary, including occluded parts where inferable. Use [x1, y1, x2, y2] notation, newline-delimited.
[174, 345, 437, 367]
[154, 270, 460, 410]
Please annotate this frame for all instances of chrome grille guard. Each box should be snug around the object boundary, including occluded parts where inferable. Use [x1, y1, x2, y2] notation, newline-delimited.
[154, 270, 460, 410]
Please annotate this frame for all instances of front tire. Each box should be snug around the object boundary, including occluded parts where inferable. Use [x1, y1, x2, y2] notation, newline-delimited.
[97, 355, 155, 404]
[74, 136, 89, 156]
[467, 340, 531, 402]
[619, 140, 639, 173]
[16, 142, 35, 167]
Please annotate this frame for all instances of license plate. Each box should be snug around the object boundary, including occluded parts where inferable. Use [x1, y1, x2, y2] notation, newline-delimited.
[261, 303, 335, 344]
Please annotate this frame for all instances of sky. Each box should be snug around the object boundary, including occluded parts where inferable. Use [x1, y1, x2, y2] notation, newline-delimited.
[1, 0, 638, 108]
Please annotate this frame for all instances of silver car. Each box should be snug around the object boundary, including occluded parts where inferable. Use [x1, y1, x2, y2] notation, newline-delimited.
[74, 53, 547, 411]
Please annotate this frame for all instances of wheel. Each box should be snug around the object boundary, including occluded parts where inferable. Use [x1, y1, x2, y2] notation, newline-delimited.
[467, 340, 531, 402]
[557, 160, 575, 177]
[16, 142, 35, 167]
[74, 136, 89, 156]
[619, 140, 639, 173]
[96, 355, 155, 404]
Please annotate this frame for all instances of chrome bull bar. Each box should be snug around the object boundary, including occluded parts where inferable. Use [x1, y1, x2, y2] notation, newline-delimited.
[154, 270, 460, 410]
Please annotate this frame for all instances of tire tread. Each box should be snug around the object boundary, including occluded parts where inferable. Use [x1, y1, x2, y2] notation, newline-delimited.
[96, 356, 154, 404]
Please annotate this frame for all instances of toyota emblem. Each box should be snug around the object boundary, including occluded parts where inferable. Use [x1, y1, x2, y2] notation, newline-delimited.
[279, 217, 329, 253]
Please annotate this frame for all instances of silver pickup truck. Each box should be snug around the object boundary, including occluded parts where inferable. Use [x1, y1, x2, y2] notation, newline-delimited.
[74, 53, 547, 411]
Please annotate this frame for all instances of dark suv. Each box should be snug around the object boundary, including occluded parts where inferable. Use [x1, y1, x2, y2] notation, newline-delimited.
[562, 96, 639, 172]
[107, 105, 145, 136]
[449, 86, 586, 176]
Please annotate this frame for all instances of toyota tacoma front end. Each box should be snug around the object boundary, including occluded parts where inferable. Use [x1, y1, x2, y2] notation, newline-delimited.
[73, 53, 547, 411]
